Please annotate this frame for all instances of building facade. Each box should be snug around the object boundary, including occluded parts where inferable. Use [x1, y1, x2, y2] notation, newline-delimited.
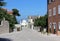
[28, 16, 40, 30]
[14, 24, 21, 32]
[48, 0, 60, 34]
[21, 20, 28, 29]
[14, 20, 28, 32]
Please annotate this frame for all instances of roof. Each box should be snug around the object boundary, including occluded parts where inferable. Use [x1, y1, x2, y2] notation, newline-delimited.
[28, 16, 41, 19]
[7, 11, 13, 15]
[15, 24, 21, 27]
[1, 8, 13, 15]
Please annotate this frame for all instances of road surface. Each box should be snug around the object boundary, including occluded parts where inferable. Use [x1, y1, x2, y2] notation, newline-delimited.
[0, 28, 60, 41]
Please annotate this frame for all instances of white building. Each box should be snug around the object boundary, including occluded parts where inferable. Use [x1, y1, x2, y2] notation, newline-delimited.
[20, 20, 28, 29]
[28, 16, 41, 30]
[14, 20, 28, 32]
[14, 24, 21, 32]
[28, 18, 34, 30]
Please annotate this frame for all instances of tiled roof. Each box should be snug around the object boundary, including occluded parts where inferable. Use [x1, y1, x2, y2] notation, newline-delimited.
[7, 11, 13, 15]
[1, 8, 13, 15]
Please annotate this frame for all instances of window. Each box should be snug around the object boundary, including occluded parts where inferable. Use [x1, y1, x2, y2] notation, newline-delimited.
[53, 22, 56, 34]
[49, 9, 52, 17]
[48, 0, 55, 4]
[52, 0, 55, 2]
[53, 22, 56, 29]
[49, 0, 52, 3]
[58, 5, 60, 14]
[49, 23, 52, 33]
[53, 7, 56, 15]
[58, 22, 60, 30]
[49, 23, 52, 28]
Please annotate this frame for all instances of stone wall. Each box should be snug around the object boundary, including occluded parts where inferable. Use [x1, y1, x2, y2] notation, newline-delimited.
[0, 19, 9, 34]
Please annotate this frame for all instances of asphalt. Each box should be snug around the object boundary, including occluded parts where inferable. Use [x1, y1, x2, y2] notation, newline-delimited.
[0, 28, 60, 41]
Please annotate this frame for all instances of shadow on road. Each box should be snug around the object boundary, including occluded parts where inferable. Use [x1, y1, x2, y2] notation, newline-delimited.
[0, 38, 12, 41]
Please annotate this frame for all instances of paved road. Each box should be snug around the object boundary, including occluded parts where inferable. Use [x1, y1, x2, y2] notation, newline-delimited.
[0, 28, 60, 41]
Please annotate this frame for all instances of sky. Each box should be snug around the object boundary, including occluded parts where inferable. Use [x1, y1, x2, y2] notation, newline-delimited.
[4, 0, 47, 23]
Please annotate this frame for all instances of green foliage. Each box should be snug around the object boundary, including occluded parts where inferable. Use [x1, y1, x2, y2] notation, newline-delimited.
[0, 0, 20, 31]
[0, 0, 6, 8]
[0, 8, 6, 21]
[0, 0, 4, 1]
[0, 9, 15, 30]
[5, 14, 15, 29]
[0, 2, 6, 6]
[34, 14, 48, 28]
[12, 8, 20, 24]
[12, 9, 20, 16]
[44, 14, 48, 27]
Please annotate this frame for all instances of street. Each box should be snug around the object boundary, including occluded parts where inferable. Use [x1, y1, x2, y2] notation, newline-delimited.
[0, 28, 60, 41]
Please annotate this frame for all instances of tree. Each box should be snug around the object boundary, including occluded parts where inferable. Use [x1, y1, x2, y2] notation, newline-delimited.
[0, 0, 6, 8]
[0, 8, 15, 31]
[44, 13, 48, 32]
[34, 14, 48, 31]
[0, 0, 21, 32]
[34, 14, 48, 27]
[0, 0, 6, 23]
[34, 17, 46, 27]
[12, 8, 20, 24]
[44, 13, 48, 27]
[0, 0, 4, 1]
[5, 13, 15, 31]
[0, 0, 5, 24]
[12, 9, 20, 16]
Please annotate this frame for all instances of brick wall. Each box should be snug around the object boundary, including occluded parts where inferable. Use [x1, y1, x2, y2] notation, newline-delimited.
[48, 0, 60, 34]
